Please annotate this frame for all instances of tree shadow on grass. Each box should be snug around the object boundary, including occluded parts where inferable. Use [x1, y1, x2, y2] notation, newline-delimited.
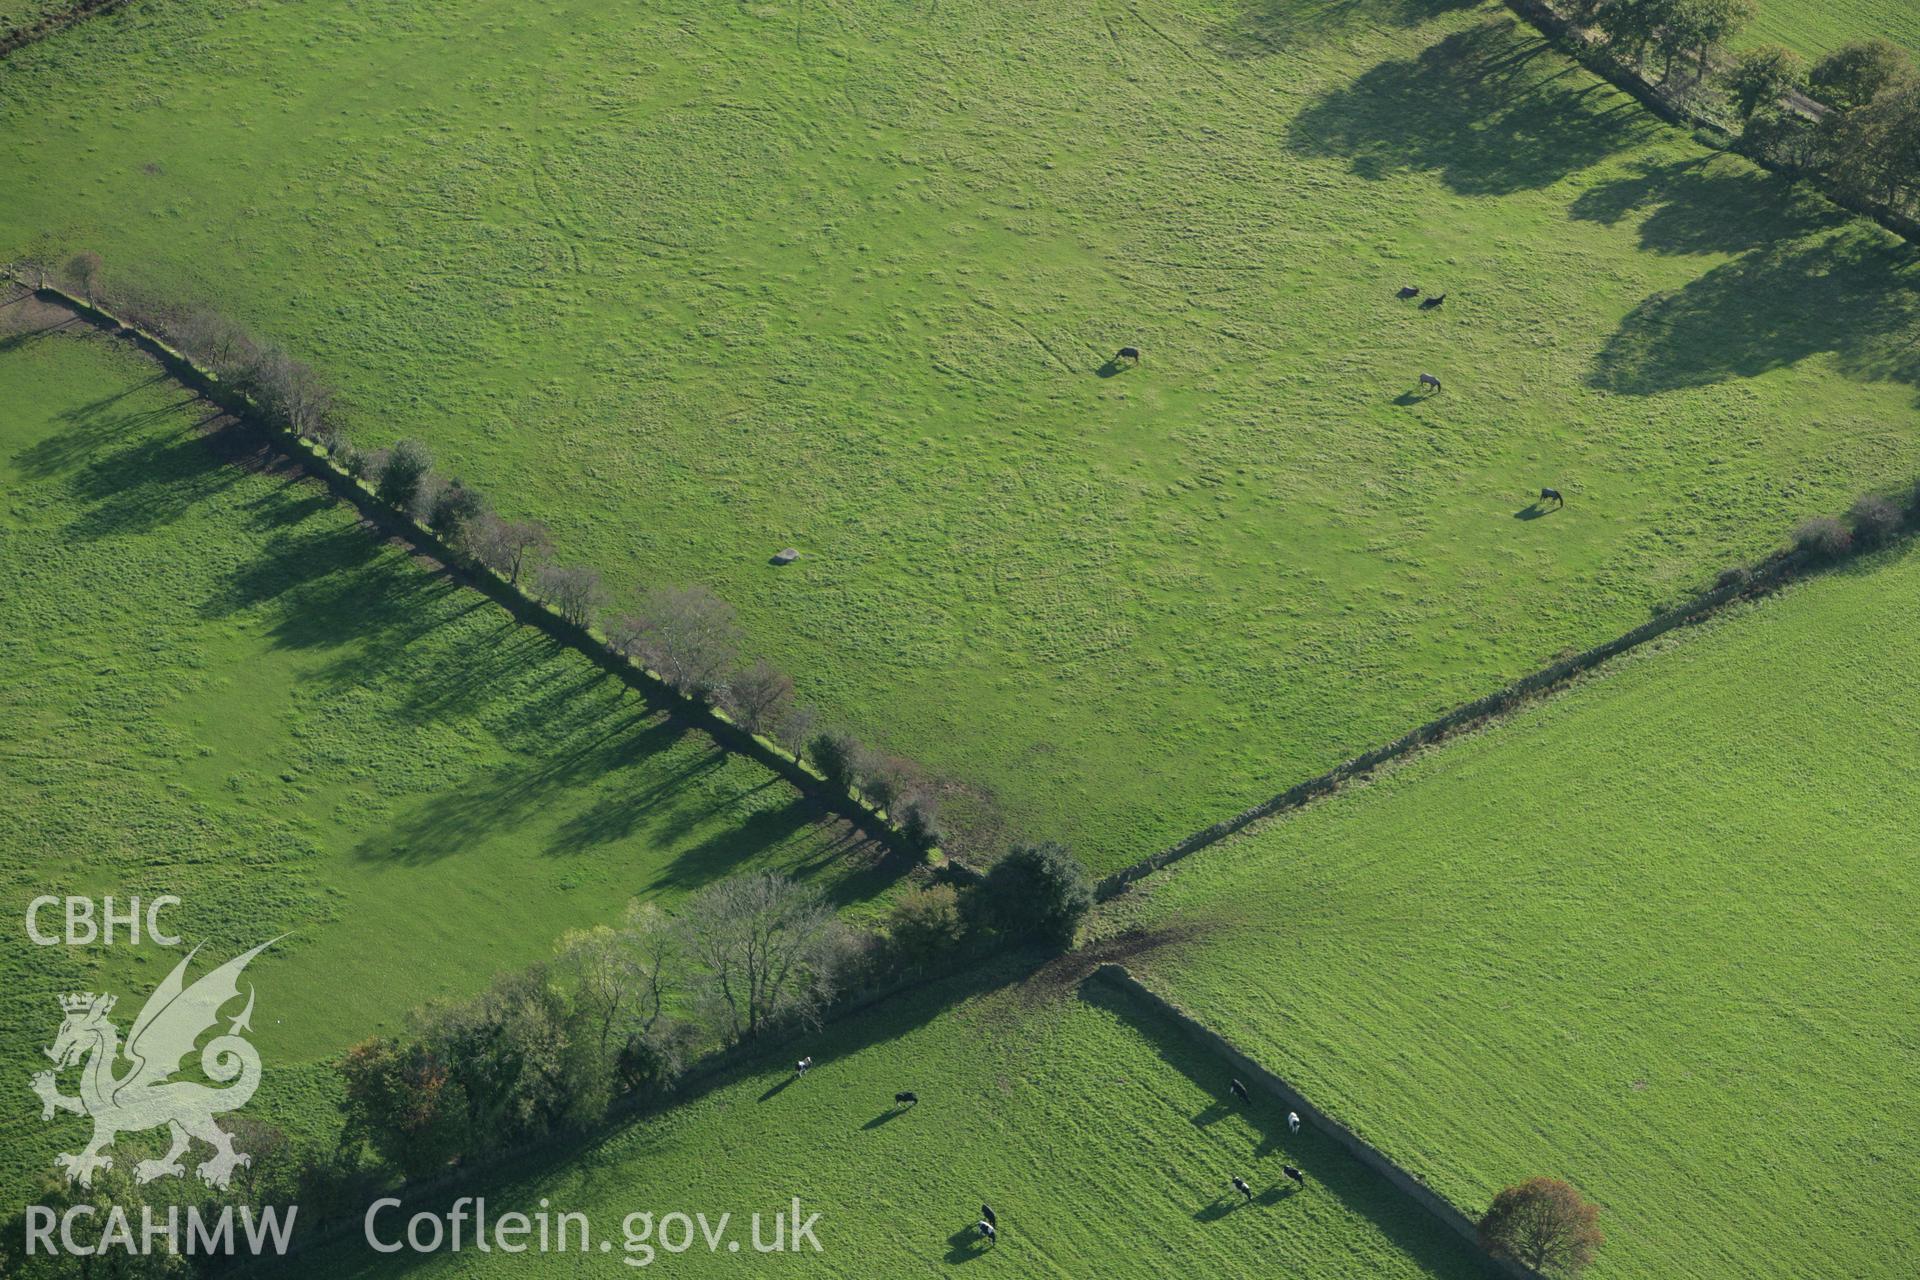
[14, 395, 242, 544]
[545, 741, 734, 859]
[358, 709, 685, 865]
[1569, 154, 1846, 255]
[1208, 0, 1482, 60]
[1590, 224, 1920, 398]
[1080, 979, 1490, 1278]
[1286, 17, 1657, 196]
[308, 958, 1054, 1279]
[0, 313, 83, 355]
[633, 794, 913, 905]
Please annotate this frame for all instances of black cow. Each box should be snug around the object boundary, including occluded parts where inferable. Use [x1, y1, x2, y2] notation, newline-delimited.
[1418, 373, 1442, 393]
[1283, 1165, 1305, 1188]
[981, 1204, 997, 1228]
[1232, 1176, 1253, 1203]
[895, 1090, 919, 1105]
[1421, 293, 1447, 309]
[1540, 487, 1564, 507]
[1117, 346, 1142, 364]
[977, 1220, 997, 1244]
[1229, 1078, 1251, 1105]
[1397, 285, 1421, 299]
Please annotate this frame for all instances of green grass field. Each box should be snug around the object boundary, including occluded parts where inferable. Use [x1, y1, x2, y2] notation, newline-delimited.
[5, 0, 1917, 869]
[0, 317, 904, 1204]
[0, 0, 69, 33]
[1741, 0, 1920, 58]
[272, 960, 1492, 1279]
[1118, 545, 1920, 1278]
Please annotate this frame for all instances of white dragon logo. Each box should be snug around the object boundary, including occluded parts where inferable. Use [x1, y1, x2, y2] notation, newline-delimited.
[29, 940, 277, 1190]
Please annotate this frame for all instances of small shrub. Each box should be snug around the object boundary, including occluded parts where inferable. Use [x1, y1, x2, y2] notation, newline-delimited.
[616, 1022, 694, 1101]
[885, 885, 963, 969]
[1793, 515, 1852, 559]
[897, 793, 941, 852]
[856, 751, 918, 812]
[808, 731, 860, 791]
[468, 514, 550, 585]
[775, 703, 819, 757]
[1846, 494, 1901, 548]
[348, 445, 388, 484]
[722, 658, 795, 735]
[428, 480, 486, 541]
[65, 250, 102, 302]
[407, 471, 447, 525]
[1714, 565, 1750, 590]
[376, 438, 432, 511]
[534, 563, 603, 627]
[969, 841, 1092, 949]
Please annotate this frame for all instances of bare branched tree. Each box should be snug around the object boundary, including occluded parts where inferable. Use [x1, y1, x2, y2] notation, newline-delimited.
[723, 658, 795, 736]
[679, 873, 845, 1042]
[614, 584, 742, 700]
[536, 563, 603, 627]
[65, 251, 102, 303]
[775, 702, 819, 757]
[470, 514, 552, 585]
[555, 903, 679, 1056]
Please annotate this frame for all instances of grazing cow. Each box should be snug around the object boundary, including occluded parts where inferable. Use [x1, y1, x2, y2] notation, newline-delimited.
[1421, 293, 1447, 309]
[1540, 487, 1564, 508]
[895, 1090, 919, 1105]
[795, 1056, 813, 1078]
[1418, 372, 1442, 394]
[1232, 1176, 1253, 1203]
[1287, 1111, 1301, 1135]
[1283, 1165, 1305, 1188]
[977, 1220, 997, 1244]
[981, 1204, 997, 1229]
[1117, 346, 1142, 364]
[1229, 1078, 1252, 1105]
[1397, 285, 1421, 299]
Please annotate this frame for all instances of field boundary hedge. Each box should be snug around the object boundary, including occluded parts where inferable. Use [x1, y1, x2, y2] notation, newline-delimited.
[5, 277, 969, 876]
[1092, 963, 1537, 1280]
[0, 0, 130, 59]
[194, 938, 1012, 1269]
[1500, 0, 1920, 245]
[1097, 552, 1803, 898]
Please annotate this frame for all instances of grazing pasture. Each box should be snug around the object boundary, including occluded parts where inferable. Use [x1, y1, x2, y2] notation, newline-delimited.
[1739, 0, 1920, 59]
[1121, 545, 1920, 1278]
[3, 0, 1918, 868]
[0, 321, 897, 1204]
[0, 0, 67, 32]
[276, 962, 1491, 1279]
